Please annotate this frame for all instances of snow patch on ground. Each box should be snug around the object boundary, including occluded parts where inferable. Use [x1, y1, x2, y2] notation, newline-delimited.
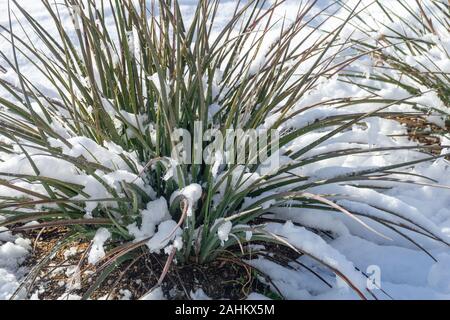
[0, 229, 30, 299]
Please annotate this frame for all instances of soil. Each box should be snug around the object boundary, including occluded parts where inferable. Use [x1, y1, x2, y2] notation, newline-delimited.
[20, 227, 274, 300]
[390, 115, 449, 157]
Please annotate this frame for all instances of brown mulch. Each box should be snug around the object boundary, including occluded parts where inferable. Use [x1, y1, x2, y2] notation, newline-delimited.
[389, 115, 449, 156]
[20, 227, 273, 300]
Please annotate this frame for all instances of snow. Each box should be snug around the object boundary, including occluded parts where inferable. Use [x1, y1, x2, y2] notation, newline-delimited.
[190, 288, 212, 300]
[63, 247, 78, 260]
[57, 293, 82, 300]
[127, 197, 171, 241]
[0, 240, 29, 270]
[170, 183, 203, 217]
[246, 292, 271, 300]
[119, 289, 133, 300]
[263, 221, 369, 297]
[427, 254, 450, 294]
[1, 0, 450, 300]
[88, 228, 111, 265]
[140, 287, 166, 300]
[217, 221, 233, 246]
[146, 220, 182, 253]
[0, 236, 30, 299]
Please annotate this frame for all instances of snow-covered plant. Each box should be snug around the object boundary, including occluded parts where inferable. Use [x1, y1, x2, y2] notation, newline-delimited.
[1, 0, 449, 299]
[341, 0, 449, 128]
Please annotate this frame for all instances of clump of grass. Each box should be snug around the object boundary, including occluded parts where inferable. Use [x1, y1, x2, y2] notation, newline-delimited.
[0, 0, 449, 299]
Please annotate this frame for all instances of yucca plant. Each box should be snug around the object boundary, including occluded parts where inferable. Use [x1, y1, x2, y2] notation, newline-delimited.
[340, 0, 449, 129]
[1, 0, 449, 300]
